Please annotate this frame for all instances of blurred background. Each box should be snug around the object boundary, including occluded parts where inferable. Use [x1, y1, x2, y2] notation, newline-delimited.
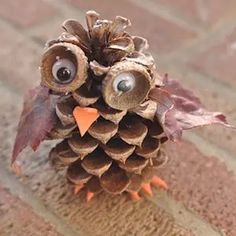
[0, 0, 236, 236]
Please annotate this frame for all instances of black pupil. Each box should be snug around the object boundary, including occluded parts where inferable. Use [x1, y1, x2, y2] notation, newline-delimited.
[56, 67, 71, 82]
[117, 80, 132, 92]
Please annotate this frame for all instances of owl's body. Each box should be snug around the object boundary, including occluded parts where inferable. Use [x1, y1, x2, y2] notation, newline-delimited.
[49, 95, 168, 198]
[12, 10, 231, 201]
[44, 11, 168, 199]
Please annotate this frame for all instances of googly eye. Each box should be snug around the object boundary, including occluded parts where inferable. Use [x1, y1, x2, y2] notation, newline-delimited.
[52, 58, 76, 84]
[102, 61, 152, 110]
[113, 72, 135, 93]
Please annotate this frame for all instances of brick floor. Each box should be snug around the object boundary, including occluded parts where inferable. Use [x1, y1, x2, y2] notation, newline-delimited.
[0, 186, 61, 236]
[189, 27, 236, 88]
[0, 21, 41, 93]
[0, 0, 57, 27]
[153, 0, 236, 28]
[0, 0, 236, 235]
[160, 141, 236, 236]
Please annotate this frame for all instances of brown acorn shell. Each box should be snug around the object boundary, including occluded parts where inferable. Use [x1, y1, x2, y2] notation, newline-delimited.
[41, 42, 88, 93]
[102, 61, 153, 110]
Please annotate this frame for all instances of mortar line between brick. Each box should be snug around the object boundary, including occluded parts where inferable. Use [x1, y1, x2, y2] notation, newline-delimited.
[149, 190, 224, 236]
[0, 166, 84, 236]
[128, 0, 205, 35]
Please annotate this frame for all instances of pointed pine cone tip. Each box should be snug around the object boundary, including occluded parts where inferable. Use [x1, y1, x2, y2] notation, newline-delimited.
[132, 36, 149, 52]
[86, 10, 100, 31]
[62, 19, 89, 45]
[114, 15, 131, 28]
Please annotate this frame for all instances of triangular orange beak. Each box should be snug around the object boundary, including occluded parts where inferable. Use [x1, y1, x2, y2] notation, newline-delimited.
[73, 106, 100, 136]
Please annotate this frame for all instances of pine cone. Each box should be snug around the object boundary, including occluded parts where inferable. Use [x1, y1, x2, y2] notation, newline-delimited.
[41, 11, 168, 198]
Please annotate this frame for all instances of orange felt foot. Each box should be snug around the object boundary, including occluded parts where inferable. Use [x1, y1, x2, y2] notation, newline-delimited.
[151, 176, 168, 190]
[128, 191, 141, 201]
[141, 183, 153, 197]
[74, 184, 84, 194]
[86, 191, 95, 202]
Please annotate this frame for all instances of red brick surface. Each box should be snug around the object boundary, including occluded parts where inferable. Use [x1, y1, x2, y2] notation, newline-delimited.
[0, 22, 41, 93]
[0, 0, 236, 235]
[189, 28, 236, 88]
[0, 186, 61, 236]
[0, 0, 57, 27]
[154, 0, 236, 27]
[160, 141, 236, 236]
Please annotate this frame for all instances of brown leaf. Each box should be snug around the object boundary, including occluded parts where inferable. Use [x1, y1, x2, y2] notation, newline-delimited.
[12, 86, 58, 163]
[149, 75, 235, 141]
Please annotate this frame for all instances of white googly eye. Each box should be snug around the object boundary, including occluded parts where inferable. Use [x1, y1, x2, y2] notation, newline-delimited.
[52, 58, 76, 84]
[113, 72, 136, 93]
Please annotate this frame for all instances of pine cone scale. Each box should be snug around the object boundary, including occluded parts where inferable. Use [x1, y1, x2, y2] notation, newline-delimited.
[41, 10, 168, 196]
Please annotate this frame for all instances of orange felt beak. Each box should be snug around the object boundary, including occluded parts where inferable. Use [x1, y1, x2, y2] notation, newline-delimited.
[73, 106, 100, 136]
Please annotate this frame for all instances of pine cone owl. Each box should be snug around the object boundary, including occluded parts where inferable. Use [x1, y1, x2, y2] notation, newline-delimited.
[12, 10, 233, 201]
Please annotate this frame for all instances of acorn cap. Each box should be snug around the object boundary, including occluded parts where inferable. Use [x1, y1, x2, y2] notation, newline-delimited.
[41, 42, 88, 93]
[102, 60, 153, 110]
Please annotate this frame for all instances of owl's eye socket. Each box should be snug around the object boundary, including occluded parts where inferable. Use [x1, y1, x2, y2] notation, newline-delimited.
[103, 61, 153, 110]
[41, 42, 88, 93]
[113, 72, 135, 93]
[52, 58, 76, 84]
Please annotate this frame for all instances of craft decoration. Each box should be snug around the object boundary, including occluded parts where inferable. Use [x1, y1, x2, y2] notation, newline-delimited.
[12, 11, 234, 201]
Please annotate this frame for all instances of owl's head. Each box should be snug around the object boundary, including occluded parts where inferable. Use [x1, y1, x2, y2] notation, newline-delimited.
[40, 10, 162, 112]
